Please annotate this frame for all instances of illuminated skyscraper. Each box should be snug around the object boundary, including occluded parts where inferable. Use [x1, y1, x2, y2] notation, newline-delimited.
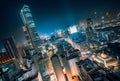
[51, 55, 66, 81]
[1, 37, 20, 70]
[22, 26, 33, 48]
[20, 5, 41, 52]
[20, 5, 43, 80]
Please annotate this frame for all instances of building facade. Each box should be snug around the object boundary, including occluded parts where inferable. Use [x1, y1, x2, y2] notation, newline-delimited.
[1, 37, 19, 59]
[20, 5, 41, 52]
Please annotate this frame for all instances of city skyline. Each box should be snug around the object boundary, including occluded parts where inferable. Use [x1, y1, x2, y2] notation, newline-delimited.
[0, 0, 120, 48]
[0, 1, 120, 81]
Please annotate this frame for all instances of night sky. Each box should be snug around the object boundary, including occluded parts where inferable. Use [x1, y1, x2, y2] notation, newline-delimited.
[0, 0, 120, 48]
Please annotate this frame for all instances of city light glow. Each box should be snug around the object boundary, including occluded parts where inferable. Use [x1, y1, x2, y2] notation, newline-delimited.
[0, 0, 120, 81]
[69, 25, 78, 34]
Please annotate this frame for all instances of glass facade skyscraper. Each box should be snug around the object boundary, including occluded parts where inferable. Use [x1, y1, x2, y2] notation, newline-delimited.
[20, 5, 41, 52]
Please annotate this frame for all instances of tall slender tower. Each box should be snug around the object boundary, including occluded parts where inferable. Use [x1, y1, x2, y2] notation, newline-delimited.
[20, 5, 47, 81]
[20, 5, 43, 81]
[20, 5, 41, 52]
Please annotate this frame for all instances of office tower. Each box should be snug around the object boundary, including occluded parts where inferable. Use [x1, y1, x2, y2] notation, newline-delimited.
[22, 26, 33, 49]
[20, 5, 46, 81]
[101, 16, 105, 25]
[0, 51, 15, 64]
[51, 55, 66, 81]
[1, 37, 20, 70]
[1, 37, 19, 59]
[86, 18, 93, 45]
[0, 56, 20, 81]
[20, 5, 41, 52]
[45, 58, 57, 81]
[76, 59, 95, 81]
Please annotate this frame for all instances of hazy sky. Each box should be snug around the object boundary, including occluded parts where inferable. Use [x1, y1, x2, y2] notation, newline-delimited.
[0, 0, 120, 48]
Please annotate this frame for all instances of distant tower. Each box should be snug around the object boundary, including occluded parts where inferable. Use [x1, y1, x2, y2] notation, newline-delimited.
[93, 12, 97, 26]
[20, 5, 41, 52]
[86, 18, 93, 45]
[87, 18, 93, 28]
[101, 16, 105, 26]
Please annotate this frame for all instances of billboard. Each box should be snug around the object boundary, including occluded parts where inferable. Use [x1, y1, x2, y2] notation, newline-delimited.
[69, 25, 78, 34]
